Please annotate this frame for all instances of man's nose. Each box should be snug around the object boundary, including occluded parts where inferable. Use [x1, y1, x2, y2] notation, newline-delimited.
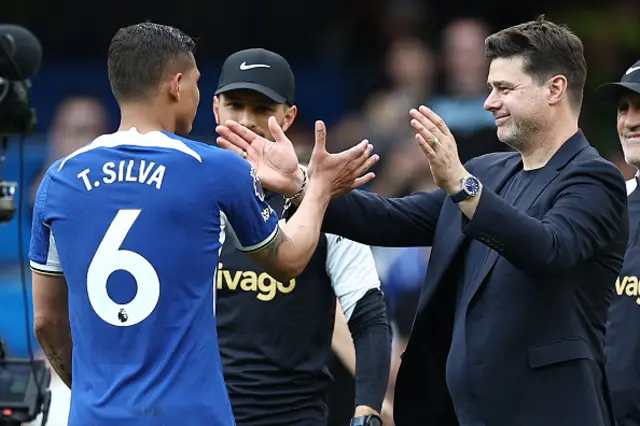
[238, 109, 257, 128]
[484, 92, 501, 112]
[626, 104, 640, 129]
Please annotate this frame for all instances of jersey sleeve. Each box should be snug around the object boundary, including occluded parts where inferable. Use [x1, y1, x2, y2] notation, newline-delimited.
[326, 234, 381, 320]
[28, 170, 64, 276]
[219, 157, 279, 252]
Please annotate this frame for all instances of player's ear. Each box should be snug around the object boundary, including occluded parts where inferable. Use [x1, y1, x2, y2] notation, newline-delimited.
[168, 73, 183, 102]
[213, 96, 220, 124]
[281, 104, 297, 132]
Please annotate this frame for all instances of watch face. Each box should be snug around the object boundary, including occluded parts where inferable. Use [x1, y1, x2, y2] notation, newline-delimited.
[463, 177, 481, 196]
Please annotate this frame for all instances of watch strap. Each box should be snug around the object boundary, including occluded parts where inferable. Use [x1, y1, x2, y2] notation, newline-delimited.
[450, 188, 470, 203]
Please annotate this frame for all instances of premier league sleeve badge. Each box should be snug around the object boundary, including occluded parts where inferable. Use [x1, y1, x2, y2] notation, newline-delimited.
[250, 167, 266, 202]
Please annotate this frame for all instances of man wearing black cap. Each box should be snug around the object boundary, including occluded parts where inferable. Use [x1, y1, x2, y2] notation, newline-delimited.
[213, 48, 392, 426]
[597, 61, 640, 426]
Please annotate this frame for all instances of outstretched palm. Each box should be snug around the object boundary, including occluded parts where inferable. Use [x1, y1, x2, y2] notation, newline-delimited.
[217, 117, 301, 196]
[217, 117, 378, 198]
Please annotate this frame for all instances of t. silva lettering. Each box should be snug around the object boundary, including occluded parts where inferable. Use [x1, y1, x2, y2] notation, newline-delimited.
[77, 160, 166, 192]
[615, 275, 640, 304]
[216, 262, 295, 301]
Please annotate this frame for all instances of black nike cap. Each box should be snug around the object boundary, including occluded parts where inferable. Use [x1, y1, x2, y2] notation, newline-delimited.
[215, 48, 295, 105]
[595, 60, 640, 105]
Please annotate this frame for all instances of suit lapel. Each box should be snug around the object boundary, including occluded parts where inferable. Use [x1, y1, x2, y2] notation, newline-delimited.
[416, 130, 591, 317]
[414, 219, 464, 315]
[468, 130, 590, 299]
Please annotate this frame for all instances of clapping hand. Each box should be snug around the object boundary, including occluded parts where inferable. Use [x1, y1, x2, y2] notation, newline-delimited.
[409, 105, 468, 194]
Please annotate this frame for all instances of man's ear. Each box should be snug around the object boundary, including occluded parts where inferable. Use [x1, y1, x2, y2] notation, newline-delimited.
[168, 73, 183, 102]
[282, 104, 298, 132]
[213, 95, 220, 125]
[547, 75, 568, 106]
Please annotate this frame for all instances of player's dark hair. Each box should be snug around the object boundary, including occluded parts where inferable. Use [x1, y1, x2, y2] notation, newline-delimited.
[484, 15, 587, 111]
[108, 22, 196, 102]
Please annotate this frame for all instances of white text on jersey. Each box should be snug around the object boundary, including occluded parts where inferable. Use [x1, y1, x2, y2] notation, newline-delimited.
[216, 262, 296, 301]
[76, 160, 166, 191]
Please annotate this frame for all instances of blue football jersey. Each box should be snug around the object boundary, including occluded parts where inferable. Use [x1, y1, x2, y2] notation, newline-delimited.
[28, 128, 279, 426]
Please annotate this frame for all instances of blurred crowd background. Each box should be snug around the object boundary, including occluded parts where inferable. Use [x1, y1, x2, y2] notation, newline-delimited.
[2, 0, 640, 424]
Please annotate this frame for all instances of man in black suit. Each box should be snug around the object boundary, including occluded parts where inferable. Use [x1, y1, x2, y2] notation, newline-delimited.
[216, 17, 628, 426]
[597, 61, 640, 426]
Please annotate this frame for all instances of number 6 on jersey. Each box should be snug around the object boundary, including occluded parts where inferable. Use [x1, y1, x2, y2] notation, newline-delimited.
[87, 209, 160, 326]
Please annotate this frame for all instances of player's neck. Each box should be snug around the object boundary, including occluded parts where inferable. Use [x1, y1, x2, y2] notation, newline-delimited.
[118, 102, 176, 134]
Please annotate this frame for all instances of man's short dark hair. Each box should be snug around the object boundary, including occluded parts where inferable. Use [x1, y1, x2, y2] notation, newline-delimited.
[108, 22, 196, 102]
[484, 15, 587, 111]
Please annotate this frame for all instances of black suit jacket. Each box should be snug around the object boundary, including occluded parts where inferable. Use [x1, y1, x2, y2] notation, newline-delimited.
[322, 131, 628, 426]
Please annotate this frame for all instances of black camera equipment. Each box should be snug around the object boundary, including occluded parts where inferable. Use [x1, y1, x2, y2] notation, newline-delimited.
[0, 24, 52, 426]
[0, 339, 51, 426]
[0, 24, 41, 224]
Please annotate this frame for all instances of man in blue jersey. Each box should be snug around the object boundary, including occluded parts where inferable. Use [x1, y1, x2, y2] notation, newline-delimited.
[27, 22, 378, 426]
[597, 60, 640, 426]
[212, 48, 392, 426]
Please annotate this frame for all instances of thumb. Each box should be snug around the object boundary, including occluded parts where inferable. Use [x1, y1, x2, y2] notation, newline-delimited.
[314, 120, 327, 152]
[268, 116, 286, 142]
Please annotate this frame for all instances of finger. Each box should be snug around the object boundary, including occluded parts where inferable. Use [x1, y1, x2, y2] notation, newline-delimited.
[216, 124, 253, 152]
[350, 142, 377, 169]
[340, 139, 369, 160]
[416, 133, 437, 159]
[364, 143, 374, 158]
[354, 152, 380, 177]
[410, 119, 439, 148]
[409, 109, 442, 140]
[350, 143, 374, 166]
[224, 120, 261, 144]
[216, 137, 245, 157]
[267, 116, 287, 142]
[314, 120, 327, 152]
[418, 105, 451, 137]
[351, 172, 376, 189]
[344, 146, 379, 190]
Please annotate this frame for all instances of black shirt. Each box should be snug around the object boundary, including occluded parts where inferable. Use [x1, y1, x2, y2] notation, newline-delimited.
[446, 168, 543, 425]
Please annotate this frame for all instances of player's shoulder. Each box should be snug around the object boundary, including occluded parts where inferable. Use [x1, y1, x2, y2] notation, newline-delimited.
[57, 129, 209, 172]
[166, 132, 249, 169]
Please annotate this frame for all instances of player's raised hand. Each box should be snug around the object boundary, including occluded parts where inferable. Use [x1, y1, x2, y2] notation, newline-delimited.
[216, 117, 302, 197]
[307, 120, 378, 198]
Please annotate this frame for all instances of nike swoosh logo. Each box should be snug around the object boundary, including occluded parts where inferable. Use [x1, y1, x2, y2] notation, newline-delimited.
[626, 66, 640, 75]
[240, 62, 271, 70]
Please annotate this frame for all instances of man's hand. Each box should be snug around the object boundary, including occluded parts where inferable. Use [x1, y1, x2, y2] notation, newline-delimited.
[216, 117, 302, 197]
[409, 105, 469, 194]
[217, 117, 378, 198]
[306, 120, 378, 198]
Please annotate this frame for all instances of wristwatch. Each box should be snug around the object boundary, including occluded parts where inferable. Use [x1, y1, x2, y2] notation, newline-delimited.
[350, 414, 383, 426]
[450, 175, 482, 203]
